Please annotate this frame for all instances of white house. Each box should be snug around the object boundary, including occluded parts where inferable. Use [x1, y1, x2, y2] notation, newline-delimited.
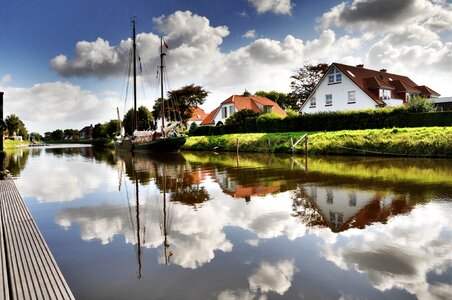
[201, 95, 286, 126]
[300, 63, 440, 114]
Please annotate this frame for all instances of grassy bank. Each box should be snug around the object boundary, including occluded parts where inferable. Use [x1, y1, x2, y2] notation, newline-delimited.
[183, 126, 452, 157]
[2, 139, 30, 149]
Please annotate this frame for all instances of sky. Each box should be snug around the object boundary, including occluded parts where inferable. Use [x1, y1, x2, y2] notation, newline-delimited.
[0, 0, 451, 134]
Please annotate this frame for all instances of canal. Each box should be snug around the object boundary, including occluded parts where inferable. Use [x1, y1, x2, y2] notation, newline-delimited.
[6, 145, 452, 300]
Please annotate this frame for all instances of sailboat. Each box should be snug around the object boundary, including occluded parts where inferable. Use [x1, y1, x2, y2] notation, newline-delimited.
[116, 17, 186, 153]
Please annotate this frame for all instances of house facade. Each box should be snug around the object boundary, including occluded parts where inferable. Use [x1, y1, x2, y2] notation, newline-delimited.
[201, 95, 286, 126]
[300, 63, 440, 114]
[79, 125, 94, 139]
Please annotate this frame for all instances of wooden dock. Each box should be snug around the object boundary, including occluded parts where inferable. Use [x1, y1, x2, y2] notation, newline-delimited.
[0, 177, 74, 300]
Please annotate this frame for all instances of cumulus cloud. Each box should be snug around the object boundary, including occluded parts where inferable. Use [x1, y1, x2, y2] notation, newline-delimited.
[242, 30, 257, 39]
[249, 0, 293, 15]
[319, 0, 452, 34]
[2, 81, 119, 127]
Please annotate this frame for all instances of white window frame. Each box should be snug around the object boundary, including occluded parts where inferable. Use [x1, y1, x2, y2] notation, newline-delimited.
[348, 91, 356, 104]
[222, 106, 228, 118]
[229, 106, 235, 115]
[310, 97, 316, 107]
[379, 89, 391, 100]
[325, 94, 332, 106]
[328, 67, 342, 84]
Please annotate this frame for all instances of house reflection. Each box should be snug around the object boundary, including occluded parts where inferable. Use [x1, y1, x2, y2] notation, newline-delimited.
[292, 185, 413, 232]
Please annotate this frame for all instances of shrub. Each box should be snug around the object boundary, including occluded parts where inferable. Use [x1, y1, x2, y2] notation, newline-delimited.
[407, 96, 435, 113]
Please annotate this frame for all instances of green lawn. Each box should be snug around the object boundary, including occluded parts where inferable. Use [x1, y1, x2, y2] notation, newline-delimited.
[183, 127, 452, 157]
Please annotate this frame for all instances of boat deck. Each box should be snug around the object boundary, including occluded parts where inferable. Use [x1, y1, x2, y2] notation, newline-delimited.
[0, 177, 74, 299]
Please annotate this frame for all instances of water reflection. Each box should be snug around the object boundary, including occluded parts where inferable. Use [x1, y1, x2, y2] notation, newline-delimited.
[8, 146, 452, 299]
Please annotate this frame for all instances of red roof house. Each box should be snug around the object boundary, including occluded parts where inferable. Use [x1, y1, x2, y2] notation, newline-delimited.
[201, 95, 286, 126]
[300, 63, 440, 114]
[187, 106, 208, 126]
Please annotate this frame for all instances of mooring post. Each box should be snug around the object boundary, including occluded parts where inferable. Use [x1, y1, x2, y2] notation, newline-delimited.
[304, 135, 308, 156]
[236, 138, 239, 155]
[0, 91, 7, 178]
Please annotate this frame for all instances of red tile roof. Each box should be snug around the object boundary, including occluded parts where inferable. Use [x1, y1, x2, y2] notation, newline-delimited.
[189, 106, 207, 122]
[201, 95, 286, 126]
[332, 63, 440, 105]
[201, 107, 219, 125]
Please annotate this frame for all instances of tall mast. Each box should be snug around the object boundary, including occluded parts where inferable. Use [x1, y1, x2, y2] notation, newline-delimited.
[132, 17, 138, 133]
[160, 37, 165, 134]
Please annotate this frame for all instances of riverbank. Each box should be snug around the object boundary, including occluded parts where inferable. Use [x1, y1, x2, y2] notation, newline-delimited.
[3, 139, 30, 149]
[183, 126, 452, 157]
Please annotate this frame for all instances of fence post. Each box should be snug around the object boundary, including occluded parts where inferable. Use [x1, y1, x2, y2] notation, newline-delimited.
[304, 135, 308, 156]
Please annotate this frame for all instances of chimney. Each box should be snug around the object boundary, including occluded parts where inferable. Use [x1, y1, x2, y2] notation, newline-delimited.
[356, 64, 364, 68]
[380, 69, 387, 73]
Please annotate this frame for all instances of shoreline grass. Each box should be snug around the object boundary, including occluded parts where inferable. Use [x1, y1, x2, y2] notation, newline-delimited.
[183, 126, 452, 157]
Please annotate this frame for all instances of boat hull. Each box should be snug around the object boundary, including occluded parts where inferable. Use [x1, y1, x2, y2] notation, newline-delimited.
[116, 136, 186, 153]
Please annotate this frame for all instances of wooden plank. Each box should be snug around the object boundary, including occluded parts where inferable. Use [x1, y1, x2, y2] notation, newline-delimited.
[0, 196, 10, 300]
[0, 178, 74, 300]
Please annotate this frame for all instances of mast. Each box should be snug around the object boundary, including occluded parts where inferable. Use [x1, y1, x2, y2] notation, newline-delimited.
[160, 37, 165, 135]
[132, 17, 138, 133]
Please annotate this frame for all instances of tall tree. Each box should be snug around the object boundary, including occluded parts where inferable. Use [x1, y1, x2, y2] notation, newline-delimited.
[123, 106, 154, 135]
[289, 63, 329, 109]
[254, 90, 297, 109]
[153, 84, 209, 124]
[5, 114, 28, 140]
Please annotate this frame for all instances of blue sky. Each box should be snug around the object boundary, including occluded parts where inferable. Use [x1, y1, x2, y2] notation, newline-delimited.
[1, 0, 451, 134]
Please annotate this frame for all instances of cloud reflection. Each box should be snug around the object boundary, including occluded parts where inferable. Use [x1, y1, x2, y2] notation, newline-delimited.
[319, 203, 452, 300]
[249, 260, 298, 295]
[16, 156, 117, 202]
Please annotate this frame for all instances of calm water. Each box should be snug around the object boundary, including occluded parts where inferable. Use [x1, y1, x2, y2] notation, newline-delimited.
[6, 145, 452, 300]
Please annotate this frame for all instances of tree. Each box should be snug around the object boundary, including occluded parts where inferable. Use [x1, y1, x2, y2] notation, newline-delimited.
[123, 106, 154, 135]
[51, 129, 64, 141]
[289, 63, 329, 109]
[225, 109, 259, 132]
[407, 96, 435, 113]
[29, 132, 43, 141]
[5, 114, 28, 139]
[153, 84, 209, 124]
[254, 90, 297, 109]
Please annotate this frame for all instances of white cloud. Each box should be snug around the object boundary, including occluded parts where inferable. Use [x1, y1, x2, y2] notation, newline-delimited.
[2, 81, 119, 133]
[248, 260, 298, 295]
[242, 30, 257, 39]
[249, 0, 293, 15]
[319, 0, 452, 34]
[1, 74, 12, 85]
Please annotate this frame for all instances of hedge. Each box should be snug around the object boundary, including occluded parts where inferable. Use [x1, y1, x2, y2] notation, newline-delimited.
[190, 108, 452, 136]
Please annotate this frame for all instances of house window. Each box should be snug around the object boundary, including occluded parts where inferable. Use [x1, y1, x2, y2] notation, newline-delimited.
[222, 106, 228, 118]
[348, 91, 356, 103]
[379, 89, 391, 100]
[326, 189, 333, 204]
[229, 106, 235, 115]
[328, 67, 342, 84]
[325, 94, 332, 106]
[263, 106, 272, 114]
[310, 97, 316, 107]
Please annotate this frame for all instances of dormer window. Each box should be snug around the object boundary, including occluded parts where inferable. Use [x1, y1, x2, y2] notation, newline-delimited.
[328, 67, 342, 84]
[263, 105, 272, 114]
[379, 89, 391, 100]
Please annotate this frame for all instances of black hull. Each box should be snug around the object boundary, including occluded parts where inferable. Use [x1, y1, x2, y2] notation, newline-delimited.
[115, 136, 186, 153]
